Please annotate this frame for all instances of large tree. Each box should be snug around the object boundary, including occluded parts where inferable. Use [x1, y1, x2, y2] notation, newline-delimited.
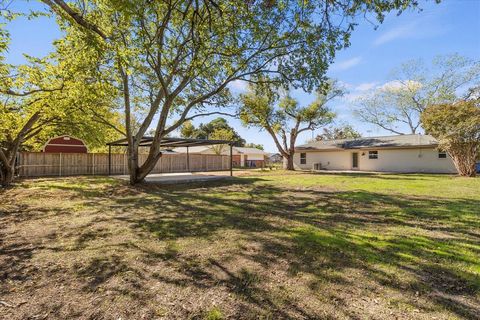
[239, 81, 339, 170]
[39, 0, 426, 184]
[421, 100, 480, 177]
[355, 54, 480, 134]
[0, 22, 122, 186]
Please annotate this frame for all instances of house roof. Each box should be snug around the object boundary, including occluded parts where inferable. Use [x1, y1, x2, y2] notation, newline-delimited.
[234, 147, 268, 154]
[174, 146, 267, 154]
[173, 146, 212, 153]
[296, 134, 439, 151]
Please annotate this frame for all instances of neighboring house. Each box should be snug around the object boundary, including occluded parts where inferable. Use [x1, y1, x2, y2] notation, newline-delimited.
[294, 134, 457, 173]
[268, 153, 283, 163]
[42, 135, 88, 153]
[174, 145, 268, 168]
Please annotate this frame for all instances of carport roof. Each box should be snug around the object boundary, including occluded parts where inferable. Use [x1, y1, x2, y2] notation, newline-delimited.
[107, 136, 233, 148]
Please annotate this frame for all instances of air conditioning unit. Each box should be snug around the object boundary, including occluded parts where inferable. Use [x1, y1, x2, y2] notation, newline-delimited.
[313, 163, 322, 170]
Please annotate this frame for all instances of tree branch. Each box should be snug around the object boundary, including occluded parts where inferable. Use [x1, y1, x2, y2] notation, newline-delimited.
[41, 0, 108, 40]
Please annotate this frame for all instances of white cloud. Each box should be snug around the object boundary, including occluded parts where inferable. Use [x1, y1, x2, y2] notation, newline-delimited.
[378, 80, 422, 92]
[342, 80, 421, 102]
[355, 82, 378, 91]
[331, 56, 362, 71]
[374, 24, 416, 46]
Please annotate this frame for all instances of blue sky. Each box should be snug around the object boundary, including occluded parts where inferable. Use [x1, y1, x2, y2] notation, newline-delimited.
[5, 0, 480, 152]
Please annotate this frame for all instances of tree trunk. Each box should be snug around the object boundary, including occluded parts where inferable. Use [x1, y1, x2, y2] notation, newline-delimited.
[135, 152, 163, 184]
[126, 147, 163, 185]
[283, 154, 295, 170]
[127, 147, 140, 185]
[0, 162, 15, 187]
[449, 146, 477, 177]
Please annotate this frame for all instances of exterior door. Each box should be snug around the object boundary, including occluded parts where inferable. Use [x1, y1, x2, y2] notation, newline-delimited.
[352, 152, 359, 169]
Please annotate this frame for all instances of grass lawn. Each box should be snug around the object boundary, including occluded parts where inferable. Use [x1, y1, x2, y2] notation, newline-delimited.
[1, 172, 479, 319]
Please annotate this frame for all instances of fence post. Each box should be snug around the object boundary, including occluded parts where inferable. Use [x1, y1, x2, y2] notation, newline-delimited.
[92, 153, 95, 175]
[187, 146, 190, 172]
[230, 144, 233, 176]
[125, 152, 128, 175]
[59, 153, 62, 177]
[108, 145, 111, 175]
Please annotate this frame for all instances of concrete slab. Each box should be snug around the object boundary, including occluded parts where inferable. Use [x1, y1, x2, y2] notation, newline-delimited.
[114, 172, 232, 184]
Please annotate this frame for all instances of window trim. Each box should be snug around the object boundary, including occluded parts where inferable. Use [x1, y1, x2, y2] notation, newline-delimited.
[368, 150, 378, 160]
[300, 152, 307, 164]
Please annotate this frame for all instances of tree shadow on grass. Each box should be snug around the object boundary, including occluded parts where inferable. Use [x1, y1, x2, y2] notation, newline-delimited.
[2, 176, 479, 318]
[102, 178, 480, 318]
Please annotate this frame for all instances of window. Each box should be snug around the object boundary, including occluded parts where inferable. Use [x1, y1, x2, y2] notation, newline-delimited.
[368, 151, 378, 159]
[438, 151, 447, 159]
[300, 153, 306, 164]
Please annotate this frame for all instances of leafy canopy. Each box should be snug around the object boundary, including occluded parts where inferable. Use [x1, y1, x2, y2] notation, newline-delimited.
[421, 100, 480, 176]
[0, 19, 123, 152]
[209, 128, 235, 155]
[421, 100, 480, 147]
[239, 79, 340, 159]
[180, 117, 246, 146]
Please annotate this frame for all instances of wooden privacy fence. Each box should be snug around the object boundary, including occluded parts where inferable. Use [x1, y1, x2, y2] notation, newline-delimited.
[17, 152, 231, 177]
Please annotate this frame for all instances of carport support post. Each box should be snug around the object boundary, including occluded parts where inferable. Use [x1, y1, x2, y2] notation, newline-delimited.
[230, 143, 233, 176]
[187, 146, 190, 172]
[108, 145, 111, 176]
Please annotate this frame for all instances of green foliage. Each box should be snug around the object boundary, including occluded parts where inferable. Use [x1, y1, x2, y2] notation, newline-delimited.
[355, 54, 480, 134]
[239, 80, 339, 158]
[209, 128, 235, 155]
[180, 121, 196, 139]
[244, 143, 264, 150]
[0, 16, 123, 160]
[315, 123, 361, 141]
[421, 100, 480, 176]
[204, 307, 224, 320]
[421, 100, 480, 143]
[180, 117, 246, 146]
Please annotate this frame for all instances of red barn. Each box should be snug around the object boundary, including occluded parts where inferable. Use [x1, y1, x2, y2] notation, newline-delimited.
[42, 135, 88, 153]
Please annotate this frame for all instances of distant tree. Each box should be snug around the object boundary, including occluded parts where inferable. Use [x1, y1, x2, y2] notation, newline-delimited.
[41, 0, 428, 184]
[355, 54, 480, 134]
[244, 143, 264, 150]
[421, 100, 480, 177]
[315, 123, 361, 141]
[209, 128, 235, 155]
[180, 121, 196, 139]
[180, 117, 246, 146]
[240, 80, 340, 170]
